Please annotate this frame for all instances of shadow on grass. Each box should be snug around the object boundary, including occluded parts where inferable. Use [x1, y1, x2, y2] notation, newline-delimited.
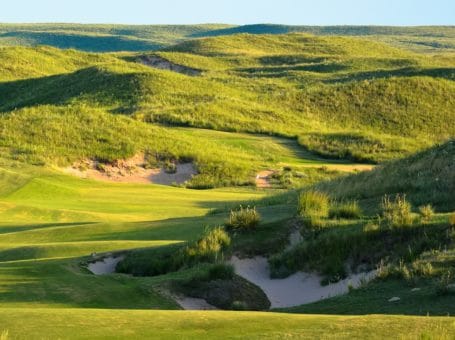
[0, 67, 143, 112]
[325, 66, 455, 84]
[0, 222, 96, 235]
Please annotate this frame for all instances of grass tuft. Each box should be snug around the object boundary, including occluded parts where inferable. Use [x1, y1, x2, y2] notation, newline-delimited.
[226, 206, 261, 231]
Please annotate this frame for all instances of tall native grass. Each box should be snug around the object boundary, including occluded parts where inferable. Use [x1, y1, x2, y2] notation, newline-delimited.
[297, 191, 330, 220]
[381, 194, 414, 228]
[226, 206, 261, 231]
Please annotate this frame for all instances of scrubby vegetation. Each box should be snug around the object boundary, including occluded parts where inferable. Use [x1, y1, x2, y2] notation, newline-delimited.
[270, 192, 453, 284]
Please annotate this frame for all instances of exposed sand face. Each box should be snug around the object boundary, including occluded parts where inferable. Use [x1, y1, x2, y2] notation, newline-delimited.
[138, 55, 202, 76]
[229, 256, 376, 308]
[62, 155, 196, 186]
[88, 256, 124, 275]
[255, 170, 275, 188]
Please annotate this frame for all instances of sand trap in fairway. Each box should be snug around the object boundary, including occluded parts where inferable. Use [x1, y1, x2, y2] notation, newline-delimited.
[88, 256, 124, 275]
[149, 163, 197, 186]
[229, 256, 376, 308]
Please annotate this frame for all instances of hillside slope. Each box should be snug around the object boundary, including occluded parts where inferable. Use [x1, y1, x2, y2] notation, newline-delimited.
[316, 140, 455, 211]
[0, 35, 454, 171]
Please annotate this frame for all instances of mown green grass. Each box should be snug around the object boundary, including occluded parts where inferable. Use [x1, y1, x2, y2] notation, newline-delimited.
[0, 309, 453, 339]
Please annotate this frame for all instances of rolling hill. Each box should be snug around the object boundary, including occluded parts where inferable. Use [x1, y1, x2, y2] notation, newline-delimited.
[1, 33, 453, 174]
[0, 23, 454, 52]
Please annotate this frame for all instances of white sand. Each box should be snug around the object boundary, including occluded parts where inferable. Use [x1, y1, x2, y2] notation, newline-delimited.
[88, 256, 124, 275]
[229, 256, 376, 308]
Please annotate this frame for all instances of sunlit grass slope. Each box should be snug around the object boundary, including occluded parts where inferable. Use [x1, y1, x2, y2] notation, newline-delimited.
[0, 309, 453, 339]
[315, 140, 455, 211]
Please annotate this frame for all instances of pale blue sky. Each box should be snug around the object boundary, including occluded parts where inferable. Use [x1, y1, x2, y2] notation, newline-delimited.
[1, 0, 453, 25]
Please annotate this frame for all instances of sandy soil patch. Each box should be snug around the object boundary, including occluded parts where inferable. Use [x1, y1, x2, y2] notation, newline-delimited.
[255, 170, 275, 188]
[229, 256, 376, 308]
[62, 155, 196, 186]
[139, 55, 202, 76]
[88, 256, 124, 275]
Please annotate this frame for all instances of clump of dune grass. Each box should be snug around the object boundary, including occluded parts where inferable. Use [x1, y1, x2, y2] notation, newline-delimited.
[418, 204, 434, 223]
[297, 191, 330, 219]
[186, 226, 231, 262]
[226, 206, 261, 231]
[381, 194, 414, 228]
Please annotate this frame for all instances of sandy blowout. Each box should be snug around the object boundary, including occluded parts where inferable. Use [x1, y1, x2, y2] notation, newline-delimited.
[62, 154, 197, 186]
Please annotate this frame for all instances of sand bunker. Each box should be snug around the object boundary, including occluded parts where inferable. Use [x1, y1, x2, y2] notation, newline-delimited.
[88, 256, 124, 275]
[150, 163, 197, 186]
[62, 155, 197, 186]
[229, 256, 376, 308]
